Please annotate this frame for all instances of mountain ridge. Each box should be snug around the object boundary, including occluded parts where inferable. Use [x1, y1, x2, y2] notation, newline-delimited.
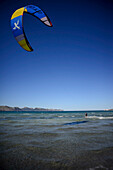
[0, 106, 63, 111]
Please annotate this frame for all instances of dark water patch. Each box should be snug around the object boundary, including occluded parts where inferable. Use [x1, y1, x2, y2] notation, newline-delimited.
[0, 152, 68, 170]
[25, 124, 57, 130]
[102, 122, 113, 127]
[0, 120, 20, 125]
[6, 133, 37, 138]
[57, 127, 75, 132]
[13, 125, 24, 128]
[63, 120, 88, 125]
[39, 132, 59, 138]
[0, 132, 7, 135]
[0, 141, 23, 153]
[29, 141, 43, 146]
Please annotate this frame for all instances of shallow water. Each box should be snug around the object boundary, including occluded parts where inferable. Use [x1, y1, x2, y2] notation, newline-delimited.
[0, 111, 113, 169]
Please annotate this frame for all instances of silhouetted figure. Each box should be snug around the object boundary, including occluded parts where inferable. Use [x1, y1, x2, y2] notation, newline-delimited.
[85, 112, 87, 117]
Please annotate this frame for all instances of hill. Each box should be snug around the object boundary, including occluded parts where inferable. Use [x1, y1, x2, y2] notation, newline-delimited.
[0, 106, 63, 112]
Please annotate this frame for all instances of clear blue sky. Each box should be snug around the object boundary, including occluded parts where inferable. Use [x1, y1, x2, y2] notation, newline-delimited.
[0, 0, 113, 110]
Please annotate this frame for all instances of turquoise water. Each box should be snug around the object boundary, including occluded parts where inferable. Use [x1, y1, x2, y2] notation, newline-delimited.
[0, 111, 113, 169]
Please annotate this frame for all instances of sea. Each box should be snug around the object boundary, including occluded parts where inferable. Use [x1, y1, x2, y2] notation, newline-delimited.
[0, 110, 113, 170]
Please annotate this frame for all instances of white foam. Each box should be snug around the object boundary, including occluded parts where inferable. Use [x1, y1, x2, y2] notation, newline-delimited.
[23, 113, 31, 115]
[89, 165, 109, 170]
[86, 116, 113, 120]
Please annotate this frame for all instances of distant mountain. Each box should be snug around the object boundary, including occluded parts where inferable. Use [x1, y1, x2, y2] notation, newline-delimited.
[0, 106, 63, 112]
[104, 109, 113, 111]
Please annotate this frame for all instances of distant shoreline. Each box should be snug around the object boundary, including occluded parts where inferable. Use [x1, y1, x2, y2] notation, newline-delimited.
[0, 106, 113, 112]
[104, 109, 113, 111]
[0, 106, 63, 112]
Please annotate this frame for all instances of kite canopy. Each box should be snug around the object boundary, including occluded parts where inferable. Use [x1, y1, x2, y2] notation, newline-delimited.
[11, 5, 53, 52]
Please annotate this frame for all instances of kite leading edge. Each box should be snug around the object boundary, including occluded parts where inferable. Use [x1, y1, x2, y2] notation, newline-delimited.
[11, 5, 53, 52]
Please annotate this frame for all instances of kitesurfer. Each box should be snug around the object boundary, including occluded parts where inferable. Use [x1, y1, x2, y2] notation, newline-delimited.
[85, 112, 87, 117]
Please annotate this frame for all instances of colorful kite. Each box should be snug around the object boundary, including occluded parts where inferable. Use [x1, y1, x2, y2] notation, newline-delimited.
[11, 5, 53, 52]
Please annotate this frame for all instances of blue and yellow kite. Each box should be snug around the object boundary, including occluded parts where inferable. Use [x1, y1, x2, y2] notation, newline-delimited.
[11, 5, 53, 52]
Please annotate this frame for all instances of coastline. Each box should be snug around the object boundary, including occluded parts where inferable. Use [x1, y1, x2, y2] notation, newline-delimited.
[0, 105, 113, 112]
[0, 106, 63, 112]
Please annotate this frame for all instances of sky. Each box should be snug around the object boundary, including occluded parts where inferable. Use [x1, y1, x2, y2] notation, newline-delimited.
[0, 0, 113, 110]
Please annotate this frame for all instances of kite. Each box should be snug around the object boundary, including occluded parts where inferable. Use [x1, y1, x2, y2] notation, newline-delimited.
[11, 5, 53, 52]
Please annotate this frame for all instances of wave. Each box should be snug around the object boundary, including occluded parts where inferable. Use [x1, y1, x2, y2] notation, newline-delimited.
[57, 115, 76, 118]
[23, 113, 31, 115]
[86, 116, 113, 120]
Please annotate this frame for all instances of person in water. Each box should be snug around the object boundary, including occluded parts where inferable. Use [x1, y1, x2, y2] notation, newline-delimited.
[85, 112, 88, 117]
